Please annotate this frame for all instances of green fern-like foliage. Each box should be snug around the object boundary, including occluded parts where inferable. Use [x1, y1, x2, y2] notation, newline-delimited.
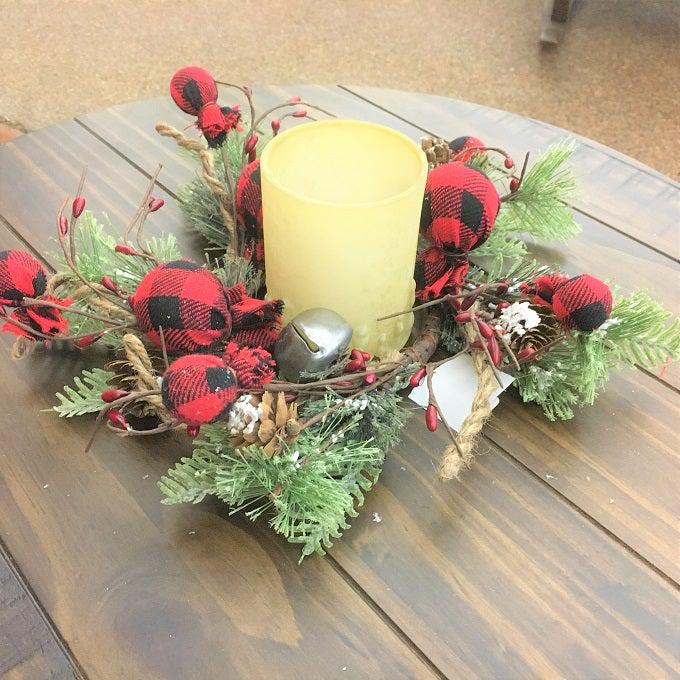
[210, 254, 262, 295]
[516, 290, 680, 420]
[177, 126, 271, 251]
[500, 141, 580, 239]
[177, 179, 228, 250]
[473, 143, 581, 278]
[53, 368, 114, 418]
[515, 332, 607, 421]
[159, 391, 409, 560]
[159, 426, 384, 561]
[55, 212, 181, 292]
[604, 290, 680, 368]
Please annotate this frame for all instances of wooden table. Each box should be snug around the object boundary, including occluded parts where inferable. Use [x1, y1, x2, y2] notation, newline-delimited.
[0, 86, 678, 680]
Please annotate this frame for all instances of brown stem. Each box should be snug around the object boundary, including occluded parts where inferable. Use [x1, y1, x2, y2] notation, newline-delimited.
[496, 331, 520, 371]
[4, 317, 133, 343]
[84, 389, 162, 452]
[470, 317, 504, 388]
[251, 101, 336, 133]
[451, 145, 512, 165]
[426, 364, 465, 460]
[219, 145, 240, 254]
[22, 297, 127, 326]
[158, 326, 169, 371]
[133, 166, 163, 258]
[105, 421, 182, 437]
[500, 152, 531, 203]
[56, 203, 130, 312]
[68, 166, 87, 263]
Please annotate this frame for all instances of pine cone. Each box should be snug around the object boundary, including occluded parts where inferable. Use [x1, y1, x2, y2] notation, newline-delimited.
[421, 136, 451, 169]
[231, 391, 301, 457]
[513, 304, 561, 352]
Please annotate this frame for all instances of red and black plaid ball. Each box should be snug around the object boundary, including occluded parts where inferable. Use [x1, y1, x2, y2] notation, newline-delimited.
[420, 162, 500, 254]
[520, 272, 569, 307]
[235, 160, 265, 268]
[0, 250, 47, 305]
[414, 246, 469, 300]
[225, 283, 283, 351]
[223, 341, 276, 389]
[448, 136, 485, 163]
[170, 66, 241, 148]
[2, 295, 72, 341]
[161, 354, 238, 426]
[130, 260, 231, 352]
[552, 274, 612, 332]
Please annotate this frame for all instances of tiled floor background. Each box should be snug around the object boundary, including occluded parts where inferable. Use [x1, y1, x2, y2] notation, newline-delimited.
[1, 0, 678, 178]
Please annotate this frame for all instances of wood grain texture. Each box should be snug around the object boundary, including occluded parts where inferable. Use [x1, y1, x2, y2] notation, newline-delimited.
[0, 544, 78, 680]
[0, 226, 80, 680]
[0, 87, 679, 679]
[341, 85, 680, 261]
[332, 423, 680, 678]
[0, 178, 435, 679]
[0, 342, 436, 680]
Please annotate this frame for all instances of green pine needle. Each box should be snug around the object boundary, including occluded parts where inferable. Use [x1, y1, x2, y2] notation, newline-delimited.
[159, 390, 411, 560]
[605, 290, 680, 369]
[53, 368, 114, 418]
[473, 142, 581, 278]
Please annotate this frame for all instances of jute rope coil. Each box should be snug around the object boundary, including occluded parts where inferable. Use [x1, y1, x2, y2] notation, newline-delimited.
[155, 122, 237, 259]
[437, 321, 497, 481]
[122, 333, 169, 420]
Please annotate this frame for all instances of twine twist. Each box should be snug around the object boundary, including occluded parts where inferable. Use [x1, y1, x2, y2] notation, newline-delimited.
[438, 320, 497, 481]
[155, 122, 237, 259]
[122, 333, 169, 419]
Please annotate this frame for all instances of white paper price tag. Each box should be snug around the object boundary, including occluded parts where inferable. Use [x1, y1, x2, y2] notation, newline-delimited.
[408, 354, 514, 432]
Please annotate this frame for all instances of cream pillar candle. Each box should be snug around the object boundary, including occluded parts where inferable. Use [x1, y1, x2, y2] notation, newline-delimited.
[260, 119, 427, 357]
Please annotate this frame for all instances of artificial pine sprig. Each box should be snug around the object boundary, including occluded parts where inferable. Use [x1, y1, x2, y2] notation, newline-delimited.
[53, 368, 116, 418]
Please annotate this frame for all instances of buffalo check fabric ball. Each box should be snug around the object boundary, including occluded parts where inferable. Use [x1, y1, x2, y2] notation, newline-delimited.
[420, 162, 500, 254]
[169, 66, 241, 148]
[235, 160, 265, 268]
[448, 136, 485, 163]
[161, 354, 238, 426]
[552, 274, 613, 332]
[130, 260, 231, 352]
[0, 250, 48, 305]
[223, 341, 276, 389]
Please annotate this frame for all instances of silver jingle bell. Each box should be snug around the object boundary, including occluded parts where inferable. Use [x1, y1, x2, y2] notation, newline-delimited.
[274, 308, 353, 382]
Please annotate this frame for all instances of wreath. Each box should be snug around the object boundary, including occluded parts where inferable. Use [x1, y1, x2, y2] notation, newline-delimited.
[2, 66, 678, 560]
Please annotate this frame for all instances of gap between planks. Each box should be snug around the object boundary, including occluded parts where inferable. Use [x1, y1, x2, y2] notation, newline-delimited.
[12, 110, 674, 589]
[326, 555, 449, 680]
[337, 85, 680, 266]
[491, 445, 680, 591]
[0, 535, 87, 680]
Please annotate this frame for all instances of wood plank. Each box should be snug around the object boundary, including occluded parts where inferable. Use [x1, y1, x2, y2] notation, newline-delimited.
[1, 544, 79, 680]
[0, 347, 436, 680]
[489, 367, 680, 581]
[331, 424, 680, 678]
[70, 88, 680, 574]
[0, 119, 204, 263]
[0, 220, 80, 680]
[75, 86, 430, 197]
[340, 85, 680, 261]
[0, 151, 438, 680]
